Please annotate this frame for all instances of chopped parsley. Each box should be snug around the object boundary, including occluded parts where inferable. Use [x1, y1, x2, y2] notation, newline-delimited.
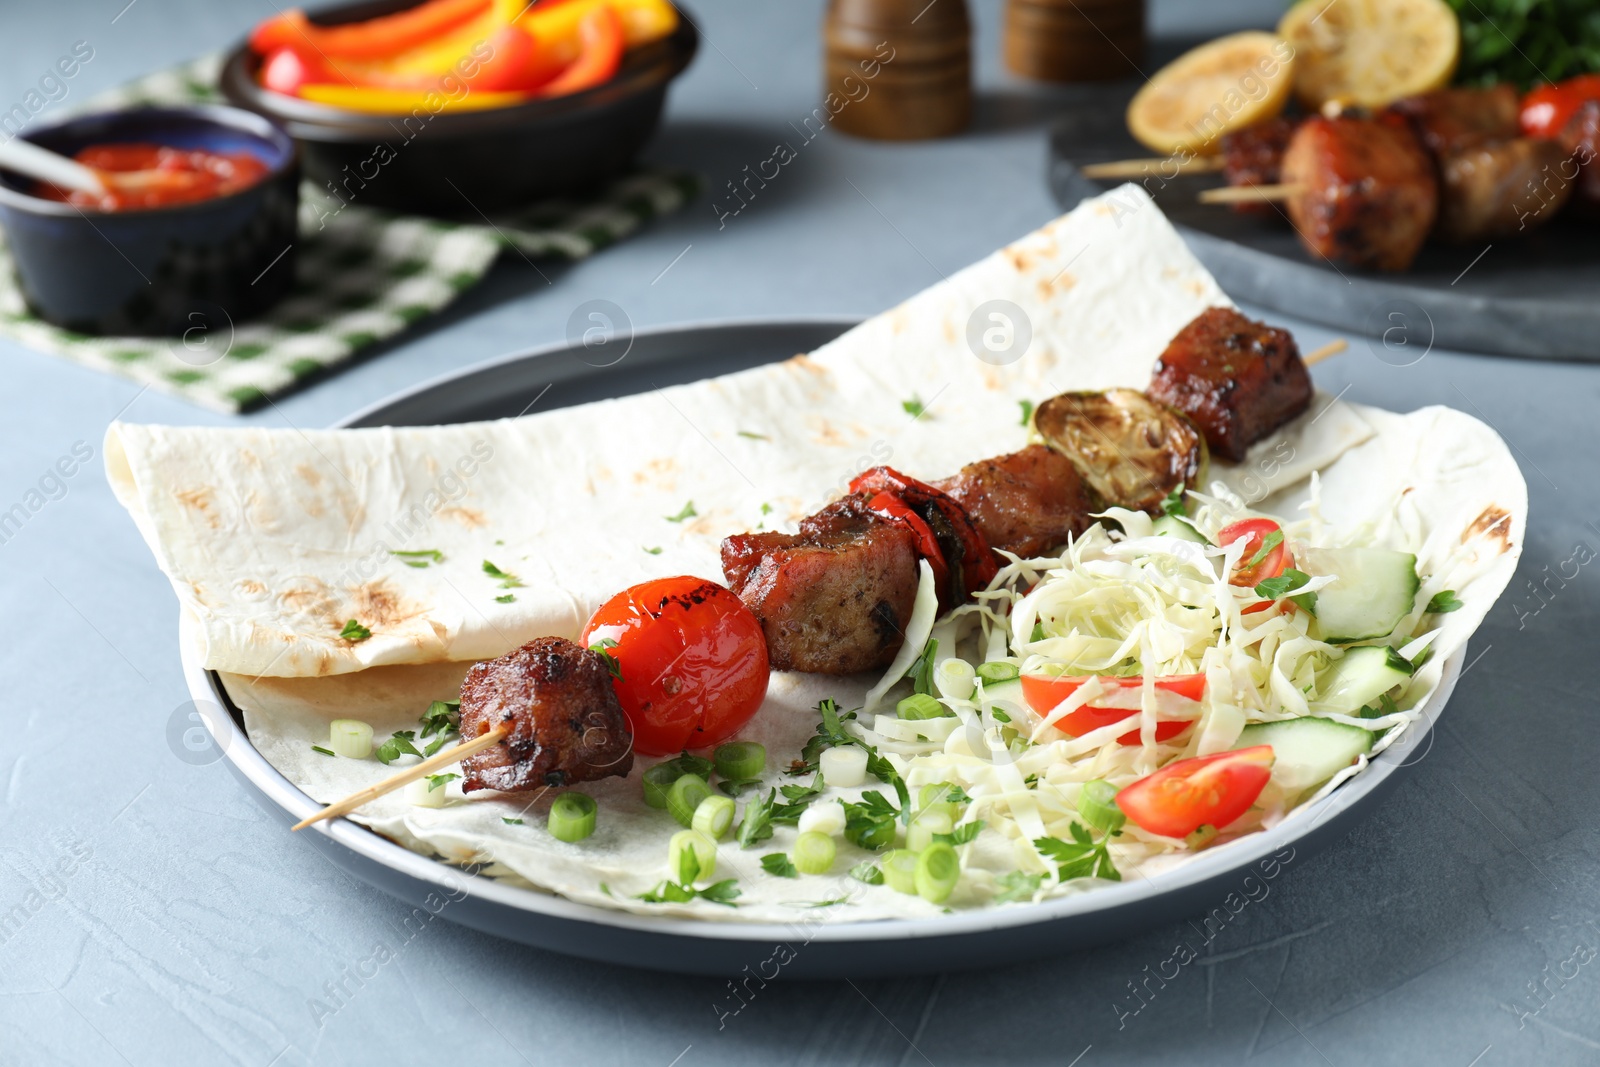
[717, 777, 764, 798]
[1161, 483, 1188, 517]
[339, 619, 372, 641]
[802, 898, 849, 908]
[1427, 590, 1464, 614]
[849, 860, 885, 885]
[665, 501, 698, 523]
[760, 502, 773, 515]
[990, 708, 1012, 724]
[390, 549, 444, 568]
[311, 745, 335, 757]
[495, 593, 517, 603]
[1030, 620, 1047, 643]
[424, 773, 460, 791]
[643, 546, 663, 555]
[1245, 530, 1285, 569]
[1035, 821, 1121, 882]
[1018, 398, 1035, 427]
[994, 871, 1044, 903]
[761, 853, 799, 878]
[1254, 568, 1318, 614]
[636, 848, 740, 906]
[735, 774, 825, 846]
[375, 730, 422, 765]
[502, 817, 524, 825]
[588, 638, 623, 681]
[934, 821, 984, 847]
[737, 430, 770, 441]
[1359, 692, 1401, 719]
[901, 395, 927, 418]
[843, 792, 900, 851]
[907, 637, 938, 696]
[419, 699, 460, 739]
[481, 560, 523, 588]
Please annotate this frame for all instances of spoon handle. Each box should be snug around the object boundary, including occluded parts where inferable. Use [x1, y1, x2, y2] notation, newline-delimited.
[0, 138, 106, 196]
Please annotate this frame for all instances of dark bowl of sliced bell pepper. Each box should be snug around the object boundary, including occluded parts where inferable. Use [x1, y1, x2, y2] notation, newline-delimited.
[219, 0, 697, 214]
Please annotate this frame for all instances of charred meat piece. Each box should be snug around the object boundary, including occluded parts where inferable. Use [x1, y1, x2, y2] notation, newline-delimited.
[458, 636, 634, 793]
[1220, 116, 1300, 216]
[1280, 114, 1438, 272]
[1387, 85, 1521, 156]
[933, 444, 1094, 557]
[721, 495, 920, 674]
[1031, 392, 1203, 514]
[1436, 137, 1573, 242]
[1559, 100, 1600, 217]
[850, 466, 998, 604]
[1148, 307, 1312, 463]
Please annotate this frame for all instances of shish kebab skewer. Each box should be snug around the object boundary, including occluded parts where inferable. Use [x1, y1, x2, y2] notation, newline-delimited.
[297, 313, 1345, 825]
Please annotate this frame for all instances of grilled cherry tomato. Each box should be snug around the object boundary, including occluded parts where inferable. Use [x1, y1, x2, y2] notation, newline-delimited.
[1218, 518, 1290, 587]
[1116, 745, 1275, 839]
[850, 466, 997, 601]
[580, 577, 768, 756]
[1521, 74, 1600, 140]
[1021, 673, 1204, 745]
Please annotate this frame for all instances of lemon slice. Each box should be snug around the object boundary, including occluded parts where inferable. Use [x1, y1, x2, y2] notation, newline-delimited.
[1126, 32, 1297, 156]
[1279, 0, 1459, 110]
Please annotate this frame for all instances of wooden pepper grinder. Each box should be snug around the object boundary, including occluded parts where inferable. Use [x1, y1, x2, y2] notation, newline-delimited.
[825, 0, 971, 141]
[1004, 0, 1145, 82]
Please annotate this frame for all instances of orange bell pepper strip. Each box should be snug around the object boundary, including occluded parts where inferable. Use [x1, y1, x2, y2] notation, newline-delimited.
[251, 0, 491, 60]
[298, 83, 531, 113]
[538, 4, 624, 97]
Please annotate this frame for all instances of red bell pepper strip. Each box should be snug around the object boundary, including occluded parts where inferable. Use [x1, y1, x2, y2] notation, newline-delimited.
[1522, 74, 1600, 140]
[464, 25, 566, 92]
[864, 491, 951, 604]
[850, 466, 998, 598]
[1021, 673, 1204, 745]
[250, 0, 491, 61]
[1115, 746, 1275, 839]
[537, 3, 625, 97]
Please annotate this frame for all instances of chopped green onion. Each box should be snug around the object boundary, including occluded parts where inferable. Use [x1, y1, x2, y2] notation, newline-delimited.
[935, 659, 976, 701]
[1077, 779, 1126, 835]
[329, 719, 373, 759]
[692, 794, 737, 840]
[502, 817, 524, 825]
[907, 809, 953, 853]
[918, 783, 964, 820]
[976, 661, 1019, 684]
[667, 773, 713, 828]
[405, 777, 447, 808]
[311, 745, 335, 757]
[713, 741, 766, 781]
[798, 799, 846, 837]
[642, 762, 683, 809]
[668, 829, 717, 882]
[896, 693, 950, 721]
[793, 831, 837, 875]
[881, 849, 920, 894]
[819, 746, 868, 788]
[915, 843, 960, 903]
[548, 792, 597, 843]
[850, 860, 885, 885]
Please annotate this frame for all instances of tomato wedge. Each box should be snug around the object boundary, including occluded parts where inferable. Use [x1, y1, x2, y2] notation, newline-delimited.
[1021, 673, 1204, 745]
[1115, 745, 1275, 839]
[1218, 518, 1290, 588]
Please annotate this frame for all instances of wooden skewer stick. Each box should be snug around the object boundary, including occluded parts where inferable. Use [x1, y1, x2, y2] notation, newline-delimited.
[1197, 182, 1304, 205]
[1303, 338, 1348, 366]
[292, 722, 511, 831]
[1080, 155, 1227, 180]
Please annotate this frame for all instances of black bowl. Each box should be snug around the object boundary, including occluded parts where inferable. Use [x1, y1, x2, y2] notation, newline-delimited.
[0, 105, 299, 336]
[218, 1, 699, 214]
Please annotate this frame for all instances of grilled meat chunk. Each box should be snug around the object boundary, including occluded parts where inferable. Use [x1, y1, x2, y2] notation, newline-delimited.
[1280, 114, 1438, 272]
[458, 636, 634, 793]
[1436, 137, 1573, 242]
[1148, 307, 1312, 463]
[1221, 116, 1300, 216]
[935, 444, 1093, 555]
[1388, 85, 1521, 157]
[1559, 101, 1600, 217]
[721, 495, 919, 674]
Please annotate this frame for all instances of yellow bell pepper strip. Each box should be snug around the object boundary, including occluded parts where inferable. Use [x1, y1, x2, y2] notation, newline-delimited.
[297, 83, 531, 113]
[251, 0, 491, 60]
[520, 0, 676, 67]
[538, 4, 625, 97]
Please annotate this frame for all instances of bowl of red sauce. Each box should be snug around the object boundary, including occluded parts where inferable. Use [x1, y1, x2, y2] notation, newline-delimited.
[0, 105, 298, 336]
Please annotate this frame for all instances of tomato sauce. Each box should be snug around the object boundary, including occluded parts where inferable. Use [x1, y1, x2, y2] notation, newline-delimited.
[34, 142, 271, 211]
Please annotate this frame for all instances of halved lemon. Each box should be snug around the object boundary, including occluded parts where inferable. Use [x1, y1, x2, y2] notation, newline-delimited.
[1126, 32, 1297, 156]
[1278, 0, 1459, 110]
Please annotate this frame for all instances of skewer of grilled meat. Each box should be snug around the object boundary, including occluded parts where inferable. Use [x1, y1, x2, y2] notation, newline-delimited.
[457, 636, 636, 791]
[1558, 101, 1600, 219]
[722, 307, 1316, 675]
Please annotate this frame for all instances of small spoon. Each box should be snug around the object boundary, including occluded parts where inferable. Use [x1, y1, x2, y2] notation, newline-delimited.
[0, 137, 108, 196]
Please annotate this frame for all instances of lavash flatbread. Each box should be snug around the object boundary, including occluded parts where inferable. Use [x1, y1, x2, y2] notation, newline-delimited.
[109, 188, 1524, 923]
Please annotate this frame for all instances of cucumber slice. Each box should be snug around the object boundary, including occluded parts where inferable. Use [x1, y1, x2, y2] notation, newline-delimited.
[1317, 644, 1413, 716]
[1153, 514, 1208, 544]
[1299, 546, 1420, 643]
[1237, 717, 1374, 796]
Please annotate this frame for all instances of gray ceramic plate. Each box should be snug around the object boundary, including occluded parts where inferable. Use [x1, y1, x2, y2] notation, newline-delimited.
[181, 318, 1461, 978]
[1047, 107, 1600, 362]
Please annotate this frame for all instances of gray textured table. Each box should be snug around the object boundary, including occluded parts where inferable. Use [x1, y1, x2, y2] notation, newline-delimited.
[3, 1, 1596, 1064]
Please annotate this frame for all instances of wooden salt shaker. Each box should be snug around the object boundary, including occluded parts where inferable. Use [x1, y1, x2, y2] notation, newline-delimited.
[1004, 0, 1145, 83]
[825, 0, 971, 141]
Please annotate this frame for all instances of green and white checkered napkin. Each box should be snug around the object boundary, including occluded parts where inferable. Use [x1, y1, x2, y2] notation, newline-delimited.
[0, 55, 698, 412]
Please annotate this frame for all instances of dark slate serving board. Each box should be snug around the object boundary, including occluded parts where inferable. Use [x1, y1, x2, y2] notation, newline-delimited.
[1047, 98, 1600, 362]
